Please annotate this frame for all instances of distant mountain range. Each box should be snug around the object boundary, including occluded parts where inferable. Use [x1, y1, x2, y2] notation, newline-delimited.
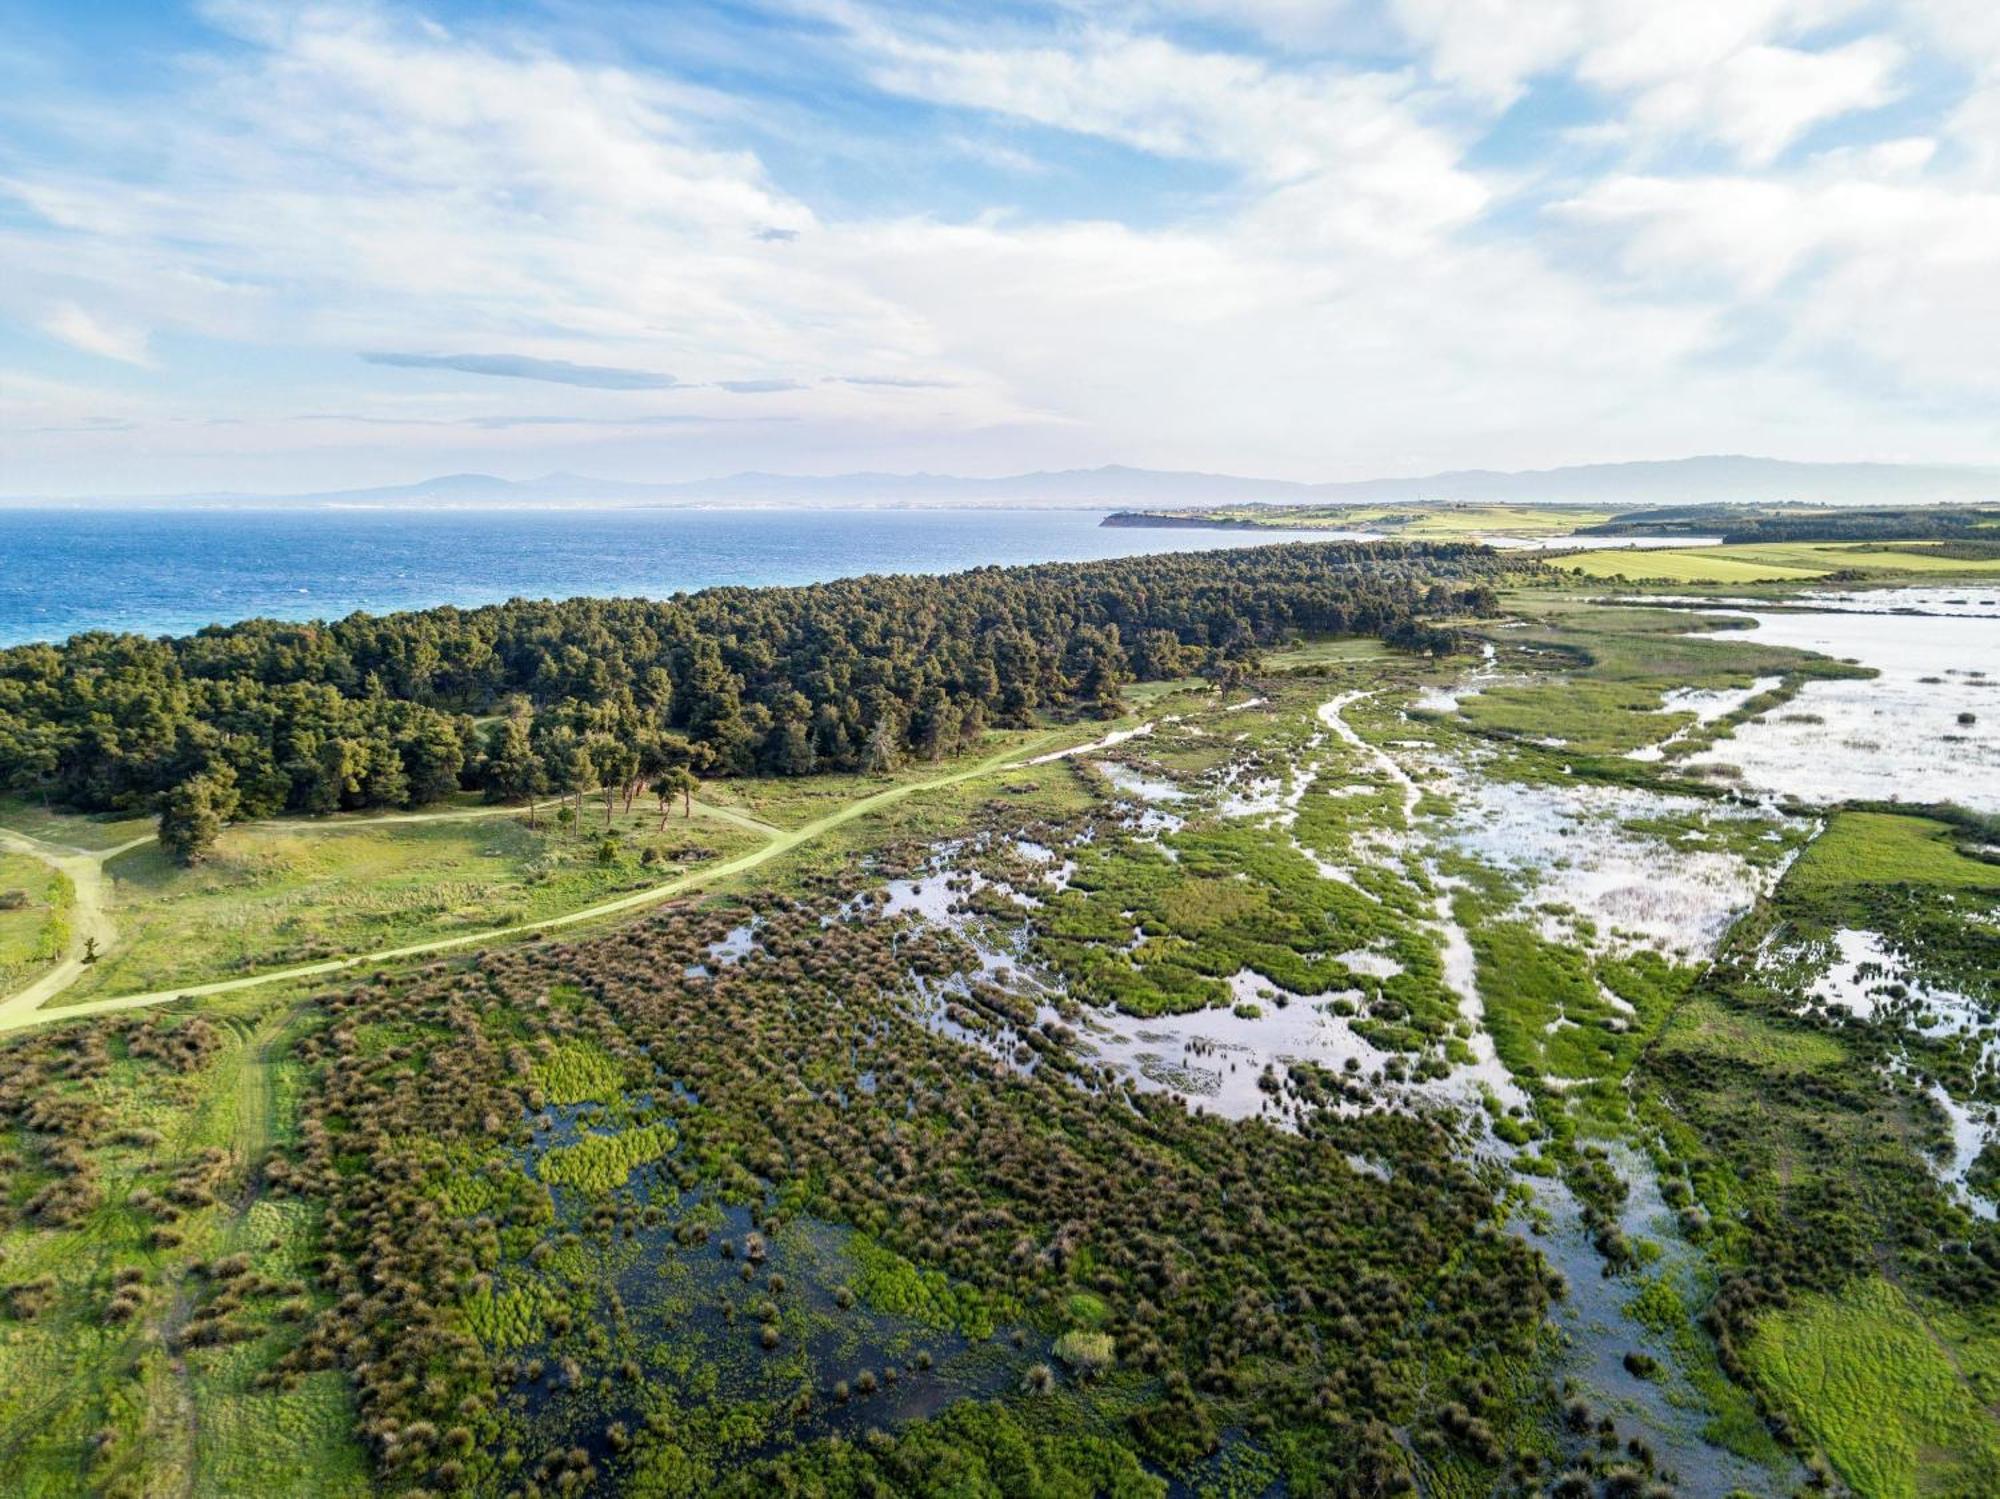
[13, 455, 1999, 509]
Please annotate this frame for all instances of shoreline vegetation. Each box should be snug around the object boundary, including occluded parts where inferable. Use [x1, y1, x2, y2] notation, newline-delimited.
[0, 525, 1996, 1497]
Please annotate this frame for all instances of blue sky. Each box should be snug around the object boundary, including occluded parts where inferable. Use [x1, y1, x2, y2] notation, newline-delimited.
[4, 0, 1999, 494]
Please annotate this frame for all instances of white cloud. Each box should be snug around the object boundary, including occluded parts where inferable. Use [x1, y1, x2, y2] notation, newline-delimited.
[1631, 38, 1903, 166]
[2, 0, 1998, 493]
[1560, 166, 2000, 402]
[39, 301, 151, 364]
[1391, 0, 1897, 163]
[825, 6, 1488, 251]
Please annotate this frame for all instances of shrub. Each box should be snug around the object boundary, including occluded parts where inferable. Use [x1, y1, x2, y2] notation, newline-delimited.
[1055, 1329, 1115, 1379]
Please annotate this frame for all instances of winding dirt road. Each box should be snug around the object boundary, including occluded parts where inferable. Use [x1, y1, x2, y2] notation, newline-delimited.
[0, 730, 1066, 1034]
[0, 827, 152, 1023]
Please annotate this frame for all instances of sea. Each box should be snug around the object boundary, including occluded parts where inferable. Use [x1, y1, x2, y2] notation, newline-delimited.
[0, 507, 1369, 648]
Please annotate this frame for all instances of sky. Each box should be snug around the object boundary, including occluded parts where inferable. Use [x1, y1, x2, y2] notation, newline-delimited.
[4, 0, 2000, 495]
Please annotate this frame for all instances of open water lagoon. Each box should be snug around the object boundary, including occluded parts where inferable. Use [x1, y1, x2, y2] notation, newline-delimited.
[1685, 587, 2000, 810]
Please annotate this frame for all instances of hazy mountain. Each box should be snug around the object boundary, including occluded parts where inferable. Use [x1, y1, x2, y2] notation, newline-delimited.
[1298, 455, 2000, 507]
[10, 455, 1996, 509]
[266, 465, 1331, 508]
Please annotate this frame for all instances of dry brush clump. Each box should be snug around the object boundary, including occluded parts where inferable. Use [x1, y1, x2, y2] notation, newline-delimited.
[0, 1009, 256, 1358]
[0, 1025, 117, 1230]
[124, 1014, 225, 1073]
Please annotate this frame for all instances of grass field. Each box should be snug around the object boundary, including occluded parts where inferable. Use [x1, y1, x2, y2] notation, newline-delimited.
[0, 988, 369, 1494]
[1788, 813, 2000, 893]
[1562, 549, 1830, 583]
[1563, 540, 2000, 583]
[687, 725, 1056, 830]
[0, 798, 155, 851]
[1745, 1277, 2000, 1498]
[3, 600, 1997, 1494]
[1395, 503, 1616, 537]
[1650, 992, 1848, 1073]
[0, 851, 64, 992]
[64, 808, 765, 1002]
[1263, 637, 1393, 669]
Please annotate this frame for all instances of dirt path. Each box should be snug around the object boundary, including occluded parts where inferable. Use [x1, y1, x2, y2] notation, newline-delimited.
[248, 796, 780, 837]
[0, 827, 152, 1020]
[0, 796, 781, 1019]
[5, 730, 1066, 1034]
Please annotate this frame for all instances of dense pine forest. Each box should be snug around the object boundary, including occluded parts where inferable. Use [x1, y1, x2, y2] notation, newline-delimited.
[0, 542, 1523, 858]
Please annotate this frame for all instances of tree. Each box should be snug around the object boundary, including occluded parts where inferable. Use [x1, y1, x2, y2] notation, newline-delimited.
[401, 711, 466, 806]
[1069, 624, 1131, 717]
[859, 714, 900, 774]
[1131, 628, 1186, 680]
[653, 767, 698, 828]
[681, 636, 753, 771]
[636, 665, 675, 718]
[0, 541, 1523, 818]
[625, 730, 664, 813]
[590, 734, 638, 829]
[766, 718, 815, 776]
[911, 687, 958, 763]
[539, 726, 589, 823]
[1202, 628, 1263, 696]
[955, 697, 988, 756]
[811, 704, 854, 768]
[357, 729, 409, 808]
[488, 718, 547, 826]
[158, 769, 239, 867]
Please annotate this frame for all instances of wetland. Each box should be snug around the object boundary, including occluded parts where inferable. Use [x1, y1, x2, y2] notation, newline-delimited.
[0, 542, 1995, 1497]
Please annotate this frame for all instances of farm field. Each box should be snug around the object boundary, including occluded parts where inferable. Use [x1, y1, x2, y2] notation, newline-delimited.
[1562, 538, 2000, 582]
[1108, 500, 1618, 537]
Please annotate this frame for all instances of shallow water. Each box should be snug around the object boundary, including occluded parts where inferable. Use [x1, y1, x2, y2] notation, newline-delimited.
[1928, 1084, 1997, 1220]
[1794, 927, 1998, 1219]
[1625, 676, 1783, 762]
[504, 1166, 1029, 1483]
[1022, 723, 1156, 765]
[1515, 1162, 1794, 1496]
[1683, 590, 2000, 810]
[1774, 586, 2000, 618]
[874, 675, 1947, 1487]
[1611, 587, 2000, 617]
[1073, 975, 1391, 1122]
[1095, 761, 1188, 802]
[1441, 775, 1791, 958]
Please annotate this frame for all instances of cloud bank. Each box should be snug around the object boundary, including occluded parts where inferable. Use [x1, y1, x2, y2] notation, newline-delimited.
[2, 0, 1997, 493]
[361, 352, 684, 389]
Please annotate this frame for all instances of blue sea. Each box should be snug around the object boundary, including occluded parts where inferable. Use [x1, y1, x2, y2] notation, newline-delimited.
[0, 507, 1364, 647]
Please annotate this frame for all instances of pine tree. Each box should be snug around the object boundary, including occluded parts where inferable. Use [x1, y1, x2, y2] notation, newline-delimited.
[859, 714, 900, 774]
[158, 769, 238, 866]
[489, 718, 547, 825]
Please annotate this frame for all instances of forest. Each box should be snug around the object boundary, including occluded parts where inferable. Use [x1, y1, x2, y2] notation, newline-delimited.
[0, 542, 1523, 861]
